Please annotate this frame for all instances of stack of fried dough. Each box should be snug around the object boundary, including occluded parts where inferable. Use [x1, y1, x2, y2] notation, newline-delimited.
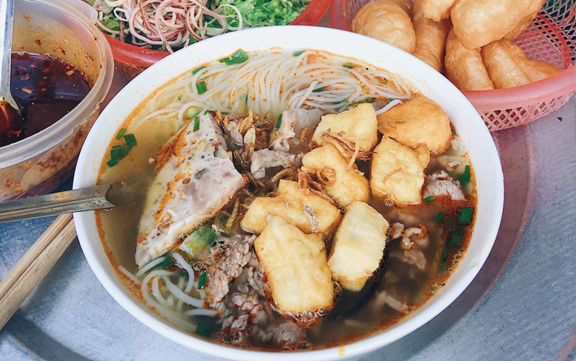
[351, 0, 561, 90]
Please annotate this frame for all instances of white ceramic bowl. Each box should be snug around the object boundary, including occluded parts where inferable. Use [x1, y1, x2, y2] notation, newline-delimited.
[73, 26, 504, 360]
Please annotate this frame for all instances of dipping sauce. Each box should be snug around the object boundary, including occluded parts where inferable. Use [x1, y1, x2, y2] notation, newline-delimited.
[0, 52, 92, 147]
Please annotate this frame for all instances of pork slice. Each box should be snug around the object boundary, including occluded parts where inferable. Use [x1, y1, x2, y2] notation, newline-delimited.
[271, 108, 323, 152]
[136, 113, 247, 267]
[423, 170, 466, 201]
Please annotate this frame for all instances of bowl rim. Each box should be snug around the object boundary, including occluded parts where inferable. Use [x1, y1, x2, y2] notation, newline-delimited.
[0, 0, 114, 168]
[73, 25, 504, 360]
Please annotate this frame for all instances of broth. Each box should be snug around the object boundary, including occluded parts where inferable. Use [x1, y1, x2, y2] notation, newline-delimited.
[96, 49, 476, 351]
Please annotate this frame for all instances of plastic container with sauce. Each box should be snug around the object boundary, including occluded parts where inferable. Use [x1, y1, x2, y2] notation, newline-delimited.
[0, 0, 114, 201]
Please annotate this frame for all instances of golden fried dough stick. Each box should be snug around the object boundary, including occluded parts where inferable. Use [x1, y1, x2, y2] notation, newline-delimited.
[444, 29, 495, 91]
[481, 39, 561, 89]
[415, 0, 457, 22]
[451, 0, 546, 49]
[351, 0, 416, 54]
[412, 0, 450, 72]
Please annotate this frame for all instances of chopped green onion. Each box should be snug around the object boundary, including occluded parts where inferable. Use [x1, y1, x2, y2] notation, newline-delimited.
[451, 128, 457, 135]
[230, 49, 249, 64]
[115, 128, 126, 140]
[197, 272, 208, 289]
[333, 99, 348, 105]
[196, 81, 207, 94]
[177, 95, 182, 101]
[152, 256, 175, 271]
[293, 50, 305, 56]
[196, 323, 213, 337]
[435, 212, 445, 223]
[312, 87, 324, 92]
[179, 223, 219, 258]
[423, 195, 435, 203]
[448, 234, 463, 248]
[459, 207, 474, 224]
[458, 165, 471, 185]
[159, 42, 167, 52]
[219, 49, 249, 65]
[192, 65, 206, 75]
[343, 11, 347, 17]
[387, 98, 395, 103]
[124, 133, 137, 148]
[439, 262, 447, 272]
[276, 114, 283, 129]
[193, 116, 200, 131]
[343, 62, 354, 69]
[185, 107, 201, 119]
[106, 159, 118, 167]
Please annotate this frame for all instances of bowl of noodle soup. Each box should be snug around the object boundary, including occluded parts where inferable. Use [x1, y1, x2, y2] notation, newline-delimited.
[73, 26, 504, 359]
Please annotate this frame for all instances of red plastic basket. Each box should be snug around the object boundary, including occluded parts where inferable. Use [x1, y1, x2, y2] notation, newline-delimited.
[330, 0, 576, 131]
[106, 0, 333, 80]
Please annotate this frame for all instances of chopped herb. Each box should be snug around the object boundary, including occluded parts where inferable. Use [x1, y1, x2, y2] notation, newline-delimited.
[343, 62, 354, 69]
[439, 262, 447, 272]
[177, 95, 182, 101]
[193, 116, 200, 131]
[219, 49, 249, 65]
[276, 114, 283, 128]
[459, 207, 474, 224]
[312, 87, 324, 92]
[231, 49, 249, 63]
[192, 65, 206, 75]
[343, 11, 347, 17]
[387, 98, 395, 103]
[196, 323, 213, 337]
[159, 42, 167, 52]
[115, 128, 126, 140]
[458, 165, 471, 185]
[152, 256, 175, 271]
[107, 132, 138, 167]
[196, 81, 207, 94]
[293, 50, 305, 56]
[333, 99, 348, 105]
[124, 133, 137, 148]
[435, 211, 445, 223]
[185, 107, 201, 119]
[179, 223, 219, 258]
[423, 195, 435, 203]
[451, 128, 457, 135]
[448, 234, 463, 248]
[197, 272, 208, 289]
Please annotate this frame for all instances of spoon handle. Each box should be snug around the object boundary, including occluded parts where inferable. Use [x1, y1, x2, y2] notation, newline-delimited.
[0, 0, 15, 94]
[0, 183, 118, 222]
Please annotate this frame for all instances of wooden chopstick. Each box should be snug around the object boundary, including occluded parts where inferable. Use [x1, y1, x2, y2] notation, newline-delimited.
[0, 213, 77, 330]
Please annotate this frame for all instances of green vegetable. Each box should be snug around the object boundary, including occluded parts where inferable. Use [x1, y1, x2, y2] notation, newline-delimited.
[350, 97, 376, 106]
[192, 65, 206, 75]
[423, 195, 435, 203]
[196, 323, 213, 337]
[451, 128, 457, 135]
[293, 50, 305, 56]
[115, 128, 126, 140]
[276, 114, 283, 128]
[333, 99, 348, 105]
[197, 272, 208, 289]
[196, 81, 207, 94]
[312, 87, 324, 92]
[193, 116, 200, 131]
[107, 132, 138, 167]
[185, 107, 201, 119]
[179, 223, 219, 258]
[459, 207, 474, 224]
[435, 212, 445, 223]
[219, 49, 249, 65]
[458, 165, 471, 185]
[152, 256, 175, 271]
[218, 0, 307, 27]
[343, 62, 354, 69]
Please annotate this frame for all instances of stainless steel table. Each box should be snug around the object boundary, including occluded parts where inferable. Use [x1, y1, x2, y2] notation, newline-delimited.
[1, 76, 575, 361]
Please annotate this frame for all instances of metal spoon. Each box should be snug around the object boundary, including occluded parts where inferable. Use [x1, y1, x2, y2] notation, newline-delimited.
[0, 0, 24, 147]
[0, 183, 121, 222]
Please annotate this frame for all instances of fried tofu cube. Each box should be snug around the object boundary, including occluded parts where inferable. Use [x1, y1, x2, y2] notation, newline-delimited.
[302, 144, 370, 208]
[377, 97, 452, 154]
[413, 144, 431, 169]
[328, 202, 389, 291]
[312, 103, 379, 152]
[255, 216, 334, 324]
[370, 137, 425, 204]
[240, 180, 342, 235]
